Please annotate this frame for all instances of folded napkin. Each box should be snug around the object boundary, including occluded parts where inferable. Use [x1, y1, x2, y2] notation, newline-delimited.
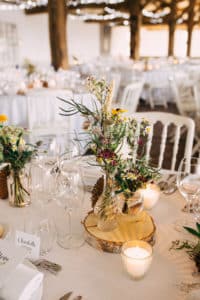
[0, 262, 43, 300]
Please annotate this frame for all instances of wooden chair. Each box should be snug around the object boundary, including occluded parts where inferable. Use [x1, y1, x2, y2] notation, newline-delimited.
[171, 80, 199, 116]
[119, 81, 144, 113]
[131, 112, 195, 173]
[144, 70, 171, 109]
[171, 79, 200, 155]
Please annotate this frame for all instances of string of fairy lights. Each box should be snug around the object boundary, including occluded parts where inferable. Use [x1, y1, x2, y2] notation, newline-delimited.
[68, 0, 125, 6]
[0, 0, 47, 10]
[0, 0, 189, 25]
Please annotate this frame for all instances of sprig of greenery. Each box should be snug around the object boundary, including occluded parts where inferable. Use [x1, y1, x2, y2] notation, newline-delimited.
[184, 223, 200, 238]
[171, 223, 200, 272]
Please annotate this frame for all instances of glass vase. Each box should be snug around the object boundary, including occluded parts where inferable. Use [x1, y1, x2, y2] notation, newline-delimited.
[95, 173, 118, 232]
[7, 167, 31, 207]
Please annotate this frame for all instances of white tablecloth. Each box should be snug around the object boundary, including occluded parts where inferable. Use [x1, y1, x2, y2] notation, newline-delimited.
[0, 89, 96, 137]
[0, 89, 72, 130]
[0, 187, 197, 300]
[141, 69, 175, 104]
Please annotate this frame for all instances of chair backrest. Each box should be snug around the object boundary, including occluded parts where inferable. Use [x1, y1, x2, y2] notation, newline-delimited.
[121, 81, 143, 113]
[171, 76, 198, 115]
[132, 112, 195, 172]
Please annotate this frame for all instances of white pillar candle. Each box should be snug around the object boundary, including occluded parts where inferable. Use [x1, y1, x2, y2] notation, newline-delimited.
[139, 183, 160, 210]
[121, 240, 153, 280]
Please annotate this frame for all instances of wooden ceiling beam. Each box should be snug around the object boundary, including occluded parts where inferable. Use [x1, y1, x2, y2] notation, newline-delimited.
[15, 0, 200, 29]
[84, 17, 126, 24]
[25, 5, 47, 14]
[68, 1, 128, 11]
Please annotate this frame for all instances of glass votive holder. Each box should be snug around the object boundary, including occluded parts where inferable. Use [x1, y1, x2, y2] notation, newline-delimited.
[121, 240, 153, 280]
[139, 183, 160, 210]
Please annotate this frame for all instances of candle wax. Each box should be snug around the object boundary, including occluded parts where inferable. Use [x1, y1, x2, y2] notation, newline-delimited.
[124, 247, 150, 259]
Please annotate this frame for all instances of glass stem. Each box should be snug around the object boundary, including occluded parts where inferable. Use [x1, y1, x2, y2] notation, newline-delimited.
[186, 195, 193, 214]
[65, 207, 72, 241]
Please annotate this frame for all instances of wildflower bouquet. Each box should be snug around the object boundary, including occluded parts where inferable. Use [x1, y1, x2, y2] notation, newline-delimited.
[60, 77, 159, 220]
[0, 115, 38, 206]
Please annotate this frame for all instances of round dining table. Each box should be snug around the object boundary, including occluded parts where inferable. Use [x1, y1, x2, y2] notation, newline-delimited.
[0, 182, 199, 300]
[0, 89, 73, 129]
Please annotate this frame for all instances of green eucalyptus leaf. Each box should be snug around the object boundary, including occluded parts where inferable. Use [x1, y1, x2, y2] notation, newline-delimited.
[196, 223, 200, 233]
[183, 226, 200, 238]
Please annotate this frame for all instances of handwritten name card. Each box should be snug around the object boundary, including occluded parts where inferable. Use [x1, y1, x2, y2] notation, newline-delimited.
[15, 231, 40, 261]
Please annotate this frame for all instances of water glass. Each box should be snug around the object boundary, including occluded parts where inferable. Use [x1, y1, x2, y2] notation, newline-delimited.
[31, 160, 57, 206]
[24, 214, 56, 255]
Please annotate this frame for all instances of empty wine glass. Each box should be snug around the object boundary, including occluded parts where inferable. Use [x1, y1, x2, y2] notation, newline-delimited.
[31, 161, 57, 206]
[193, 192, 200, 223]
[54, 159, 85, 249]
[175, 157, 200, 230]
[177, 157, 200, 213]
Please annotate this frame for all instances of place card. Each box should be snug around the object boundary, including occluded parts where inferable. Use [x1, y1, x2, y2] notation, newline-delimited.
[0, 239, 27, 288]
[15, 230, 40, 261]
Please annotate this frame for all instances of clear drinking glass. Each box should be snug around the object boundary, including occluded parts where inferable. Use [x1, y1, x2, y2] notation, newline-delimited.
[24, 213, 56, 255]
[177, 157, 200, 213]
[31, 159, 57, 206]
[54, 159, 85, 249]
[175, 157, 200, 230]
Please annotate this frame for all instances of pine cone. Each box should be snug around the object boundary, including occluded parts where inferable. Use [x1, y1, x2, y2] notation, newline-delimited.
[91, 176, 104, 208]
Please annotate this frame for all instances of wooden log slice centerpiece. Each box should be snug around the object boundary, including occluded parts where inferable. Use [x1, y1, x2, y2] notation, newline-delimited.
[83, 211, 156, 253]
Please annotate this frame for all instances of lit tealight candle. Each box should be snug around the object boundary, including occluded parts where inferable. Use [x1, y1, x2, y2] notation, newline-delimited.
[139, 183, 160, 210]
[121, 240, 153, 280]
[48, 79, 56, 88]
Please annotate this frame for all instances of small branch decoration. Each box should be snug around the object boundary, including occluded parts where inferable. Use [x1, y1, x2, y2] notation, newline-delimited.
[33, 259, 62, 275]
[171, 223, 200, 272]
[60, 77, 159, 219]
[59, 292, 82, 300]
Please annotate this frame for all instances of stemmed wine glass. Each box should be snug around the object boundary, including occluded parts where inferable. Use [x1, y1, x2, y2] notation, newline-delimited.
[54, 157, 85, 249]
[175, 157, 200, 229]
[193, 192, 200, 223]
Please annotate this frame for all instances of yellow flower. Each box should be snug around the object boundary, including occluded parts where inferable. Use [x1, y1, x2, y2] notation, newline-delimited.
[146, 127, 151, 133]
[126, 172, 137, 180]
[96, 157, 103, 164]
[112, 108, 128, 115]
[0, 114, 8, 123]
